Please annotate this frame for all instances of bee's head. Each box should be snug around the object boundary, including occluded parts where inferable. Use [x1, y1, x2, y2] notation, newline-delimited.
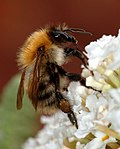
[48, 25, 77, 45]
[47, 24, 92, 45]
[48, 30, 77, 44]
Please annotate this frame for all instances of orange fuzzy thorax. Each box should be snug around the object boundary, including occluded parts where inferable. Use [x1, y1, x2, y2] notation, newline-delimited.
[17, 29, 52, 69]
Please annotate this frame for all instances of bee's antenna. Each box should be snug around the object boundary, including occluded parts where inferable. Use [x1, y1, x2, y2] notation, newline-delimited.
[64, 28, 92, 36]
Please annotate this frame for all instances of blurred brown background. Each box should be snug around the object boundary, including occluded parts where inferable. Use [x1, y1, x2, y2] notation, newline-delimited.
[0, 0, 120, 92]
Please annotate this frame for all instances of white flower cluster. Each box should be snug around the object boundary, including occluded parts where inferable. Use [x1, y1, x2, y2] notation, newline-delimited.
[23, 30, 120, 149]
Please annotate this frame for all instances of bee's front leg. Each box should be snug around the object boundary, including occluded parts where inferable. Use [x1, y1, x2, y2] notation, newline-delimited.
[56, 91, 78, 129]
[64, 47, 88, 68]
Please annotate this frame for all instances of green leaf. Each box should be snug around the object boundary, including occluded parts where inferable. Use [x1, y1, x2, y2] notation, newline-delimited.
[0, 74, 39, 149]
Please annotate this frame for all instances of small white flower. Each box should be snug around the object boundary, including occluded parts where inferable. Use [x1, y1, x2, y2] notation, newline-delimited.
[84, 131, 116, 149]
[106, 88, 120, 134]
[75, 111, 95, 138]
[85, 30, 120, 92]
[107, 107, 120, 134]
[85, 30, 120, 70]
[108, 88, 120, 105]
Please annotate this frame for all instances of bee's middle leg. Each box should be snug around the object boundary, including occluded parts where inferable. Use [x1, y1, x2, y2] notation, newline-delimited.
[56, 64, 86, 86]
[66, 72, 101, 92]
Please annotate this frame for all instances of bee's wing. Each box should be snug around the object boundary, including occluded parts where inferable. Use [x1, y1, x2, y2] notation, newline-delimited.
[28, 47, 45, 109]
[17, 69, 26, 109]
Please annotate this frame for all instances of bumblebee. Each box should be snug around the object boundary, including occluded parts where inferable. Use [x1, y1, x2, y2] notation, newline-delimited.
[17, 24, 91, 129]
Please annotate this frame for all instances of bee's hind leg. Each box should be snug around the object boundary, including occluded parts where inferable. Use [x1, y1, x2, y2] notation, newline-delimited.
[49, 63, 78, 128]
[56, 91, 78, 129]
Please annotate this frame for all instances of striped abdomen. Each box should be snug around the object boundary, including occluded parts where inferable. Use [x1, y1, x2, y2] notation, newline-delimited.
[27, 68, 59, 114]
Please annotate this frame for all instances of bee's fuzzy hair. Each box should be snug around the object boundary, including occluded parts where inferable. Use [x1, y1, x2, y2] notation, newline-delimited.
[17, 29, 51, 69]
[17, 24, 69, 70]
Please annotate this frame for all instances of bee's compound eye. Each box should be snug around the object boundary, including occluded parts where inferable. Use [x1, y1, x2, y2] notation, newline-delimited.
[52, 31, 63, 39]
[53, 32, 61, 38]
[51, 30, 77, 43]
